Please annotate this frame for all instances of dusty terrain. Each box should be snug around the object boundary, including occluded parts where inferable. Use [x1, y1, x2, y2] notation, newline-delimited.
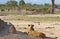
[0, 15, 60, 39]
[5, 21, 60, 39]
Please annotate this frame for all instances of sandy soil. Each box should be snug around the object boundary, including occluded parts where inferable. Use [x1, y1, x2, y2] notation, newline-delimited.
[0, 21, 57, 39]
[2, 21, 59, 39]
[0, 15, 59, 39]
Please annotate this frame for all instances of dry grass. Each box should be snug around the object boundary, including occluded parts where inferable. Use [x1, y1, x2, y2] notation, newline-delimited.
[1, 15, 60, 22]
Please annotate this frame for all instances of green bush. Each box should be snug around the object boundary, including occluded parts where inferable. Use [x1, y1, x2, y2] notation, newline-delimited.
[19, 0, 25, 5]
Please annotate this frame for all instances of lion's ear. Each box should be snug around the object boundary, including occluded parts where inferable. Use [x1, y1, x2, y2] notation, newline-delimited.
[32, 24, 34, 27]
[28, 24, 30, 26]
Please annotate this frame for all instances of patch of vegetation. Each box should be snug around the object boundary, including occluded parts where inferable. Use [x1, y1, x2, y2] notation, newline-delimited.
[2, 16, 60, 22]
[0, 0, 51, 14]
[0, 0, 60, 14]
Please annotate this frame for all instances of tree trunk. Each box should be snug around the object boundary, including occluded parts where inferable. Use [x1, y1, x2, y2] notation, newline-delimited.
[50, 0, 55, 14]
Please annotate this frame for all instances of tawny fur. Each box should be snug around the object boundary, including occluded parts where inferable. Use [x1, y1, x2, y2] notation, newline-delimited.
[27, 24, 46, 38]
[8, 25, 16, 34]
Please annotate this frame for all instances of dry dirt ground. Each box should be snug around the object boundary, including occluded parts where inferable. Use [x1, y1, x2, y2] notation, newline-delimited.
[5, 21, 60, 39]
[0, 15, 59, 39]
[0, 21, 57, 39]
